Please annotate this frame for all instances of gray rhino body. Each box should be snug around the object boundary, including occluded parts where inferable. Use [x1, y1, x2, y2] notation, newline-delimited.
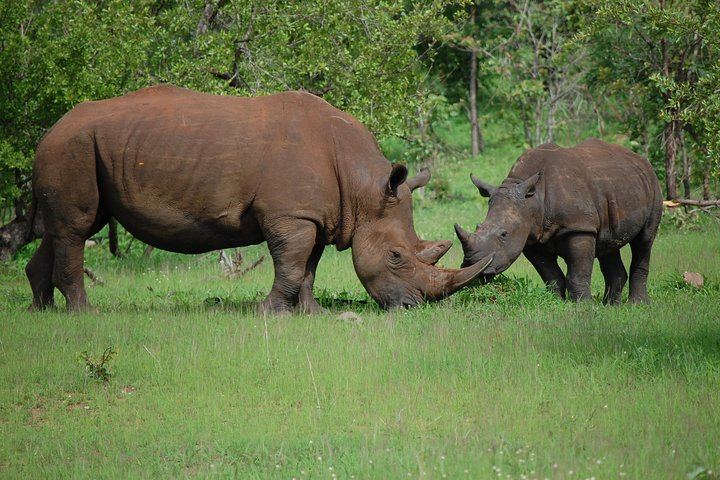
[455, 139, 663, 304]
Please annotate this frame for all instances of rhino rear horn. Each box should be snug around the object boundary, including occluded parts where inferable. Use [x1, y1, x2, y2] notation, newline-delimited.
[517, 172, 541, 198]
[406, 168, 431, 192]
[416, 239, 452, 265]
[470, 174, 497, 198]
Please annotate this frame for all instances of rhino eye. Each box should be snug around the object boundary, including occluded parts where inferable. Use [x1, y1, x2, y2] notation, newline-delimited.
[500, 231, 508, 239]
[389, 250, 403, 264]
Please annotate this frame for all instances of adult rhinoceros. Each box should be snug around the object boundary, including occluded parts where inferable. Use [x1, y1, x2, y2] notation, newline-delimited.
[26, 85, 492, 313]
[454, 139, 662, 304]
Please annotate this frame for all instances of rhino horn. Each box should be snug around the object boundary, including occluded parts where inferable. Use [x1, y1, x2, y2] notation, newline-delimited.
[470, 174, 498, 198]
[416, 239, 452, 265]
[517, 172, 541, 197]
[406, 168, 431, 192]
[454, 223, 471, 247]
[423, 254, 494, 301]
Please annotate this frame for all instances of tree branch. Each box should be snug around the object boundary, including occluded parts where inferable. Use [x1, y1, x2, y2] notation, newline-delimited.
[196, 0, 230, 36]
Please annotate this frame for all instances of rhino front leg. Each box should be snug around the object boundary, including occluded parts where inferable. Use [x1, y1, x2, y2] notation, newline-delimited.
[598, 250, 627, 305]
[260, 220, 320, 315]
[523, 245, 566, 299]
[560, 233, 596, 302]
[298, 243, 326, 314]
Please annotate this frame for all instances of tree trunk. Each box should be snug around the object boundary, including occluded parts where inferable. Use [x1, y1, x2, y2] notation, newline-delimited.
[546, 97, 557, 144]
[680, 129, 691, 199]
[703, 165, 711, 201]
[0, 194, 42, 261]
[469, 48, 482, 156]
[0, 217, 34, 260]
[663, 120, 679, 200]
[521, 105, 533, 147]
[468, 5, 483, 156]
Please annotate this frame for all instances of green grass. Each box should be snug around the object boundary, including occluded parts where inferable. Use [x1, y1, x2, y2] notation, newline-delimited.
[2, 129, 720, 478]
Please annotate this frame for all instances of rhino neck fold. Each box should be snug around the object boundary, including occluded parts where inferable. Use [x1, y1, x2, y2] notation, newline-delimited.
[526, 180, 547, 244]
[328, 118, 389, 252]
[331, 154, 365, 252]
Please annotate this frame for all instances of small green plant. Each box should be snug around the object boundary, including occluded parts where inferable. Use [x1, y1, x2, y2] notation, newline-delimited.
[78, 347, 117, 384]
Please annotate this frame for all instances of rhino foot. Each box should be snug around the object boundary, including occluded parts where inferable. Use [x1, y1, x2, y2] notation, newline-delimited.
[298, 299, 327, 315]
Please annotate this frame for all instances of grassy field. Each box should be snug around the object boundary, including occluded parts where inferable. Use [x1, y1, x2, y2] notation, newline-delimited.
[1, 131, 719, 479]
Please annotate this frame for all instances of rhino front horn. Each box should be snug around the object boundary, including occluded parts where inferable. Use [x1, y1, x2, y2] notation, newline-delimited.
[454, 223, 471, 246]
[426, 254, 494, 301]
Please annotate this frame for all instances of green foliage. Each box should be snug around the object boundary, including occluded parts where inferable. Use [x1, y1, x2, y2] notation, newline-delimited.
[659, 206, 717, 233]
[577, 0, 720, 180]
[0, 0, 467, 213]
[78, 347, 117, 384]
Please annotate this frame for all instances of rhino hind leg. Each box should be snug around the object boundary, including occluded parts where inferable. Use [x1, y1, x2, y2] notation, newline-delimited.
[33, 184, 108, 311]
[598, 250, 628, 305]
[627, 232, 654, 304]
[26, 234, 56, 310]
[560, 233, 596, 302]
[51, 235, 91, 311]
[260, 220, 322, 315]
[523, 245, 566, 299]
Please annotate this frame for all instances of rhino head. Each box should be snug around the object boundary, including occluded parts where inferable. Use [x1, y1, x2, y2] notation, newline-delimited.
[454, 172, 541, 275]
[351, 164, 493, 309]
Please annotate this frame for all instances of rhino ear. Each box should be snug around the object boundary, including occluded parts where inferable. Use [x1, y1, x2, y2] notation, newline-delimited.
[471, 174, 497, 198]
[518, 172, 541, 198]
[406, 168, 431, 192]
[386, 163, 409, 197]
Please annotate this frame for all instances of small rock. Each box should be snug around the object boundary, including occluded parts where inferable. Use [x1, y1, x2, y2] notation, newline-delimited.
[337, 311, 363, 325]
[683, 271, 704, 288]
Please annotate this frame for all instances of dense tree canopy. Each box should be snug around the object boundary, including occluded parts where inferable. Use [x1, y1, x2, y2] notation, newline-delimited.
[578, 0, 720, 199]
[1, 0, 718, 258]
[0, 0, 464, 208]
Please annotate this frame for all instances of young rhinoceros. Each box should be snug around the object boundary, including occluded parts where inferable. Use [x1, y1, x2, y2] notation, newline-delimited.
[27, 85, 493, 314]
[454, 139, 663, 304]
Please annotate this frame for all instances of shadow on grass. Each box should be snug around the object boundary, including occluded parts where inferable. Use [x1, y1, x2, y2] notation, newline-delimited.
[453, 271, 720, 380]
[69, 288, 380, 317]
[535, 299, 720, 380]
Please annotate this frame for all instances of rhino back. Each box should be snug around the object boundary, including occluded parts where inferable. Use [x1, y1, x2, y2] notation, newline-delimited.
[511, 139, 661, 253]
[34, 85, 356, 252]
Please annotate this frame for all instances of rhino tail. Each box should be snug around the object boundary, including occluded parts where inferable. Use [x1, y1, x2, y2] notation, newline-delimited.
[25, 190, 41, 243]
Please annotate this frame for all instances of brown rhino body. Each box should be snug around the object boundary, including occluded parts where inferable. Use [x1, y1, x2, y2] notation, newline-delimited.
[27, 85, 490, 313]
[455, 139, 663, 304]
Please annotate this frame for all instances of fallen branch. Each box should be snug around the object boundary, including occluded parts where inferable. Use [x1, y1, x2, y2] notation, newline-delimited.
[84, 267, 105, 286]
[663, 198, 720, 208]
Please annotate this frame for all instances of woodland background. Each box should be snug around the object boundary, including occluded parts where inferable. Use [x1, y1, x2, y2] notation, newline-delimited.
[1, 0, 719, 259]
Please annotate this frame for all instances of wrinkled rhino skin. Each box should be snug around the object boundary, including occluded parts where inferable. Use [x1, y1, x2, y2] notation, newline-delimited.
[27, 85, 492, 313]
[455, 139, 663, 304]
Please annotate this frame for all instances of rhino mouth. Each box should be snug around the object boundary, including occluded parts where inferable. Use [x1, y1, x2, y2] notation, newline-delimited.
[382, 292, 423, 309]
